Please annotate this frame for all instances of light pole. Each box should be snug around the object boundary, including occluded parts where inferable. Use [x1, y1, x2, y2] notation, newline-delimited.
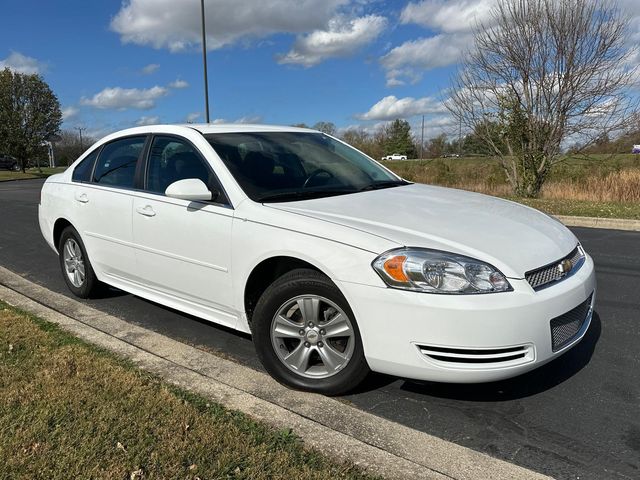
[200, 0, 210, 123]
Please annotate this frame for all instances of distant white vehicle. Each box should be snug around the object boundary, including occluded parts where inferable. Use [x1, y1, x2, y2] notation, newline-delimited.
[632, 145, 640, 154]
[382, 153, 407, 161]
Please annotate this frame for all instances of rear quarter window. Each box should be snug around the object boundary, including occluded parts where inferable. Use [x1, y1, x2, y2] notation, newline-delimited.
[72, 149, 99, 183]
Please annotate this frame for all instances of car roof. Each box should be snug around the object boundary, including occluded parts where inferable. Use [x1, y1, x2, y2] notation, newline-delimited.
[95, 123, 321, 144]
[124, 123, 318, 135]
[186, 123, 317, 134]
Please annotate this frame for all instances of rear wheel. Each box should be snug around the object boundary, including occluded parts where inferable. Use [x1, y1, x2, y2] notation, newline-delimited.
[58, 226, 100, 298]
[252, 268, 369, 395]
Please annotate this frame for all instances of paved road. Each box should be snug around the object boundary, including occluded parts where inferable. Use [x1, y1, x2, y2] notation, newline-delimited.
[1, 179, 638, 479]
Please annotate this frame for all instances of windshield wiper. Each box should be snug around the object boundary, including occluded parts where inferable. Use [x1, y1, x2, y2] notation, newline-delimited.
[358, 180, 410, 192]
[257, 188, 357, 203]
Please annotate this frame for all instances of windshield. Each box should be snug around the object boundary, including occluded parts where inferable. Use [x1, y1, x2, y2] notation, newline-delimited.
[204, 132, 407, 202]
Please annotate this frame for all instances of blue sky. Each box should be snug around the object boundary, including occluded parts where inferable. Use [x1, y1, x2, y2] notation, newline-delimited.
[2, 0, 639, 140]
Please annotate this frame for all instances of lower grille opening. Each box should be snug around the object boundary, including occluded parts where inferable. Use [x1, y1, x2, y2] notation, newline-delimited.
[427, 353, 526, 364]
[550, 293, 593, 352]
[417, 344, 531, 365]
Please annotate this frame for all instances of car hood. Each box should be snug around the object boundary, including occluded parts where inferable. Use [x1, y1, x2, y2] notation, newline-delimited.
[267, 184, 578, 278]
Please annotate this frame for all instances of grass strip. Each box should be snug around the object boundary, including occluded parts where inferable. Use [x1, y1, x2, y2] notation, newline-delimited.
[0, 167, 67, 182]
[0, 302, 377, 480]
[504, 197, 640, 220]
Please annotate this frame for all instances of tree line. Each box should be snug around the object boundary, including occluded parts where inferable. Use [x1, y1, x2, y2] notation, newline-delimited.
[1, 0, 637, 197]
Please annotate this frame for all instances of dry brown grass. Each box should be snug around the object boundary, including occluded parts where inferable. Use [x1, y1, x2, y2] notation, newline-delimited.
[541, 169, 640, 203]
[0, 304, 376, 480]
[451, 169, 640, 203]
[383, 159, 640, 203]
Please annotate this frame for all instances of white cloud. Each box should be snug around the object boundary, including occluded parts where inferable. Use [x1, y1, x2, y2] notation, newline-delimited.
[357, 95, 447, 120]
[185, 112, 201, 123]
[111, 0, 349, 52]
[378, 0, 494, 87]
[168, 79, 189, 89]
[0, 52, 46, 74]
[80, 86, 168, 110]
[380, 34, 470, 86]
[141, 63, 160, 74]
[61, 106, 79, 121]
[400, 0, 495, 33]
[278, 15, 387, 67]
[236, 115, 263, 124]
[209, 115, 264, 125]
[136, 115, 161, 126]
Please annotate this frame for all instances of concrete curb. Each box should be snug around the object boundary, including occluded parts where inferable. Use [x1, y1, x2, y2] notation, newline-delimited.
[0, 265, 550, 480]
[558, 215, 640, 232]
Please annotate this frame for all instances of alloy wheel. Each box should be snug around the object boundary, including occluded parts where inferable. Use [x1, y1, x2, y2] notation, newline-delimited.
[63, 238, 85, 288]
[270, 295, 355, 379]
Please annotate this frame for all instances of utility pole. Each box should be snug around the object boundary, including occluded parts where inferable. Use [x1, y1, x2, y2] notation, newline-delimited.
[200, 0, 210, 123]
[420, 115, 425, 161]
[458, 117, 462, 157]
[75, 127, 86, 151]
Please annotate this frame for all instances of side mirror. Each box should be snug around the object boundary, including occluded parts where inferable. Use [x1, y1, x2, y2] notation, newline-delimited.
[165, 178, 212, 202]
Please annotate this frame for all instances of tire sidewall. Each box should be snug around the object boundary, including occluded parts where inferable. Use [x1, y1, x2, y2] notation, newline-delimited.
[252, 269, 369, 395]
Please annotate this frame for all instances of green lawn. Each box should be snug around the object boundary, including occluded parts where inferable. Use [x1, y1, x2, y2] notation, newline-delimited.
[0, 167, 67, 182]
[0, 303, 376, 480]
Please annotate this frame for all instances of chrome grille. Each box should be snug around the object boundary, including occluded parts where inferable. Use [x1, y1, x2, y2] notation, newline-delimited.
[525, 246, 585, 290]
[550, 293, 593, 352]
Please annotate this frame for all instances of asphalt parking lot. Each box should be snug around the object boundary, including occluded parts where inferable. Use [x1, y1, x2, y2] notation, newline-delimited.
[1, 179, 638, 479]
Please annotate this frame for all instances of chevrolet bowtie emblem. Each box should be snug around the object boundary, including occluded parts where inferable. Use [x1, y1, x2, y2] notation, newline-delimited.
[558, 259, 573, 275]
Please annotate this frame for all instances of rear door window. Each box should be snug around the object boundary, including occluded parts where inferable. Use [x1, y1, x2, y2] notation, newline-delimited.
[92, 136, 146, 189]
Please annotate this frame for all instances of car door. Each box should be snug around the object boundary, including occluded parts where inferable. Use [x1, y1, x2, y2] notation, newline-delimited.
[70, 136, 147, 282]
[131, 134, 236, 328]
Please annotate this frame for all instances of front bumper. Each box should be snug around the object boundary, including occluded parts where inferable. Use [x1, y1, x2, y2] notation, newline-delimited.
[340, 254, 596, 383]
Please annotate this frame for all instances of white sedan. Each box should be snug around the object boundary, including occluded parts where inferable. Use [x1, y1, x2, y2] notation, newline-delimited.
[39, 124, 596, 395]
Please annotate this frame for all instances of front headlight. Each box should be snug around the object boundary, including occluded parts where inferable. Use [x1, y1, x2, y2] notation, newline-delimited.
[372, 248, 512, 294]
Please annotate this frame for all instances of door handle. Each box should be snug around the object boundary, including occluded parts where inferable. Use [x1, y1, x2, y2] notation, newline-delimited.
[74, 192, 89, 203]
[136, 205, 156, 217]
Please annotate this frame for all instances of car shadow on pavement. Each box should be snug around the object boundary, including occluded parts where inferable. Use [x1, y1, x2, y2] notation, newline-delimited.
[87, 284, 129, 299]
[396, 312, 602, 401]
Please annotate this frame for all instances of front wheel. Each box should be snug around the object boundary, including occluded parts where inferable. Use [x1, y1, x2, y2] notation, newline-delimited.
[252, 268, 370, 395]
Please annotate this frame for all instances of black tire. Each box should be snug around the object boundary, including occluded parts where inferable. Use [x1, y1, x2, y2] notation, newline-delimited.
[252, 268, 370, 395]
[58, 226, 101, 298]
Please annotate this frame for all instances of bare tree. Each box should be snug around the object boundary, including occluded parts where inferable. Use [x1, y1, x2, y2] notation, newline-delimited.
[448, 0, 637, 197]
[54, 130, 96, 166]
[312, 121, 337, 136]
